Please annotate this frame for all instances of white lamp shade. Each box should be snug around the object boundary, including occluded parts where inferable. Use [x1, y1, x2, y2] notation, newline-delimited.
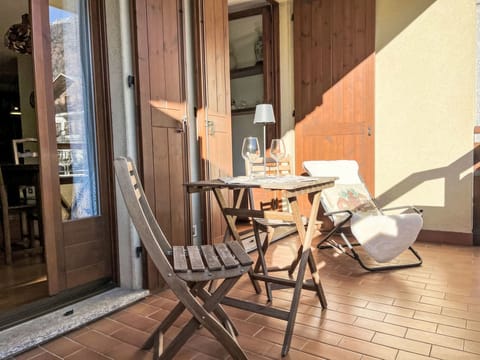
[253, 104, 275, 124]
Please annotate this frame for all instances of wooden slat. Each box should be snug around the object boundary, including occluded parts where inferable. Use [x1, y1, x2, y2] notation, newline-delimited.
[200, 245, 222, 270]
[187, 246, 206, 272]
[173, 246, 188, 272]
[214, 243, 239, 269]
[226, 241, 253, 266]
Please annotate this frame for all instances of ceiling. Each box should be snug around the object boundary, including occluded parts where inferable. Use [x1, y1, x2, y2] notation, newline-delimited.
[228, 0, 268, 13]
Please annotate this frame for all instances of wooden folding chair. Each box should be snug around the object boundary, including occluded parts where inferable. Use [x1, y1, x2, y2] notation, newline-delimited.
[114, 157, 252, 360]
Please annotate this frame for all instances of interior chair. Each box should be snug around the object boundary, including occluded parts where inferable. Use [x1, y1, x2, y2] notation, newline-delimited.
[13, 137, 39, 203]
[12, 138, 39, 165]
[303, 160, 423, 271]
[0, 166, 37, 265]
[114, 156, 252, 360]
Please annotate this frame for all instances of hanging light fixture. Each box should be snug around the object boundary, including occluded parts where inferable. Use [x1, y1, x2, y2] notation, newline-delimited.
[9, 105, 21, 116]
[4, 14, 32, 55]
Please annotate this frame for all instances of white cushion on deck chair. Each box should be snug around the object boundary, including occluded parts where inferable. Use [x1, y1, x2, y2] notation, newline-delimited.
[303, 160, 362, 184]
[350, 213, 423, 263]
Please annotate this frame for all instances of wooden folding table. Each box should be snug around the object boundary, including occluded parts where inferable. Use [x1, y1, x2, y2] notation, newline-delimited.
[186, 176, 335, 356]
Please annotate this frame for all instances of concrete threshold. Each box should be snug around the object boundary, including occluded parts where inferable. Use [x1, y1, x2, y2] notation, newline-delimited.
[0, 287, 149, 359]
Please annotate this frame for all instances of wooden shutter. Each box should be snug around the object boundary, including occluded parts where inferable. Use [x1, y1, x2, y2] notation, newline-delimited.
[134, 0, 190, 289]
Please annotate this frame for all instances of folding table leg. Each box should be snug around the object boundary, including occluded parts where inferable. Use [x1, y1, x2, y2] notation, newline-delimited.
[282, 250, 310, 357]
[308, 251, 327, 308]
[252, 221, 273, 301]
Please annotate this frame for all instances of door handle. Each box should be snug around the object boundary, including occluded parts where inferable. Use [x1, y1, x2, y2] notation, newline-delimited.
[207, 120, 215, 135]
[176, 117, 187, 133]
[368, 126, 372, 136]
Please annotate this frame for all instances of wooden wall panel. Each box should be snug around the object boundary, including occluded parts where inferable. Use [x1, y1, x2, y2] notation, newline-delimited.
[146, 1, 166, 101]
[294, 0, 375, 192]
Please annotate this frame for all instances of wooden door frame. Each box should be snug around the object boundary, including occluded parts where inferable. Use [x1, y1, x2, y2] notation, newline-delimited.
[31, 0, 64, 294]
[228, 3, 281, 146]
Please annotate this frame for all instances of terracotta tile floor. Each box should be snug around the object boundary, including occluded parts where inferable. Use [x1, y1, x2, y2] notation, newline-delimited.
[11, 236, 480, 359]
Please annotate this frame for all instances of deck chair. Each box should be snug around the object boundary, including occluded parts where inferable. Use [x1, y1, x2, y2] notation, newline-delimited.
[114, 157, 252, 360]
[303, 160, 423, 271]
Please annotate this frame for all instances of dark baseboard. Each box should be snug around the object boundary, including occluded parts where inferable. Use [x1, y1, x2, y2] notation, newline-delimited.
[418, 229, 473, 246]
[473, 230, 480, 246]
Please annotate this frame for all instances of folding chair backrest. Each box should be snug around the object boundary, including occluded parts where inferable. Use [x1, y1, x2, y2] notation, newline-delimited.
[114, 157, 174, 279]
[303, 160, 381, 224]
[247, 156, 291, 177]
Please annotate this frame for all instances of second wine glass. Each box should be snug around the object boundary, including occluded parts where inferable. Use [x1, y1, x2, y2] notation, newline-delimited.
[241, 137, 260, 178]
[270, 139, 286, 176]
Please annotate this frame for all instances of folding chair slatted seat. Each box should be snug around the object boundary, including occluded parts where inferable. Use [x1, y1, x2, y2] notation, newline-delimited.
[303, 160, 423, 271]
[114, 157, 252, 360]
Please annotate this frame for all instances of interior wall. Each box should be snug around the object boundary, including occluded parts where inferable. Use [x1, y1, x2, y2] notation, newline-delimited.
[277, 0, 295, 168]
[17, 56, 37, 141]
[0, 0, 35, 162]
[375, 0, 476, 234]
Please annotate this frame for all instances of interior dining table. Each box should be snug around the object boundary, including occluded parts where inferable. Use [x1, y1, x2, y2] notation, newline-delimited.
[185, 174, 336, 356]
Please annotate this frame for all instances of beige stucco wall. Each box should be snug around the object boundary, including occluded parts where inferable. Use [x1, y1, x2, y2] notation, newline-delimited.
[375, 0, 476, 234]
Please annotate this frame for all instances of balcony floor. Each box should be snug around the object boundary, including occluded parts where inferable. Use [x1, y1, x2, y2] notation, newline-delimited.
[12, 235, 480, 360]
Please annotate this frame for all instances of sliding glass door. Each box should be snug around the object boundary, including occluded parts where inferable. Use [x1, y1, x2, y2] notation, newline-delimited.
[31, 0, 116, 295]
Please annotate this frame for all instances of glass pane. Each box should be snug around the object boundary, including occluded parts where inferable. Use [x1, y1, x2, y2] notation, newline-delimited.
[49, 0, 99, 220]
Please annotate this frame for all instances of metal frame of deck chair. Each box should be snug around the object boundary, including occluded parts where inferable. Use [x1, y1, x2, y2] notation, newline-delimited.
[303, 160, 422, 272]
[114, 157, 252, 360]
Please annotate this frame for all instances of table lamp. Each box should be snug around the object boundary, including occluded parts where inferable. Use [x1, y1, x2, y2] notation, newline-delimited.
[253, 104, 275, 174]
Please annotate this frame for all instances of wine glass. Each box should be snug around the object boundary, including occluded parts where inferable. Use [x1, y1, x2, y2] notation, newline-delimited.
[58, 150, 73, 175]
[241, 137, 260, 178]
[270, 139, 286, 176]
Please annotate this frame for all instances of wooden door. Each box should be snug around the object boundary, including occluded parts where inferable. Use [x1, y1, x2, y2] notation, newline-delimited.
[31, 0, 115, 294]
[195, 0, 233, 244]
[294, 0, 375, 192]
[133, 0, 190, 288]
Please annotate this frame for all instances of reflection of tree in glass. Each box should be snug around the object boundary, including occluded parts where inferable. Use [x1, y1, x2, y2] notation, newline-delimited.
[50, 15, 83, 113]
